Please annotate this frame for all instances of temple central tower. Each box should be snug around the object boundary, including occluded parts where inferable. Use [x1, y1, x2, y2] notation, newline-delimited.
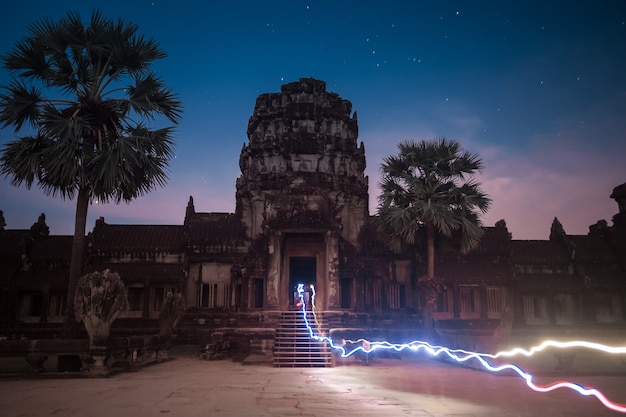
[235, 78, 369, 310]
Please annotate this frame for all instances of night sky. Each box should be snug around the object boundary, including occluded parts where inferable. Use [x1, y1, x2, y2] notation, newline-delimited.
[1, 1, 625, 240]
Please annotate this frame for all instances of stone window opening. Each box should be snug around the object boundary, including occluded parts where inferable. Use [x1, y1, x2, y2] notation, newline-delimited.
[386, 282, 406, 310]
[199, 283, 231, 309]
[486, 286, 505, 319]
[252, 278, 264, 309]
[127, 286, 144, 316]
[18, 292, 44, 322]
[433, 285, 453, 320]
[458, 285, 481, 319]
[522, 295, 548, 324]
[47, 292, 66, 322]
[595, 293, 623, 322]
[554, 293, 576, 324]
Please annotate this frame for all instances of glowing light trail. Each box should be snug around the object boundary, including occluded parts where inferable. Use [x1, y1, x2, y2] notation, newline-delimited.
[309, 285, 323, 337]
[296, 283, 626, 413]
[490, 340, 626, 357]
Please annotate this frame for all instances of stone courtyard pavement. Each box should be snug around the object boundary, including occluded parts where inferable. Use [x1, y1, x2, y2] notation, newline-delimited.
[1, 352, 625, 417]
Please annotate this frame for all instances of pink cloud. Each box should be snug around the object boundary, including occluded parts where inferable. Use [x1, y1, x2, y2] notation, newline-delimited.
[479, 137, 624, 239]
[86, 175, 237, 229]
[365, 130, 625, 240]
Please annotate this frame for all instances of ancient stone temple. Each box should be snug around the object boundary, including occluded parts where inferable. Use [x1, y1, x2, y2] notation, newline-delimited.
[1, 78, 626, 370]
[235, 78, 368, 311]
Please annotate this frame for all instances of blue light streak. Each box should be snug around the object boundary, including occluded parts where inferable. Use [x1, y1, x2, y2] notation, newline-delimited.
[296, 283, 626, 413]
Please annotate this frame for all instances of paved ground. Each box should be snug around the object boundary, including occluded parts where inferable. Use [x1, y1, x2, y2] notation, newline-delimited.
[1, 352, 625, 417]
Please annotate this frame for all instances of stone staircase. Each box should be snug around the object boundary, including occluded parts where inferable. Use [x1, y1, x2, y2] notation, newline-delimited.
[273, 310, 333, 367]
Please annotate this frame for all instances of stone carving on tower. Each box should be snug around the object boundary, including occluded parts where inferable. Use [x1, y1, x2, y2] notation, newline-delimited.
[235, 78, 369, 310]
[236, 78, 368, 247]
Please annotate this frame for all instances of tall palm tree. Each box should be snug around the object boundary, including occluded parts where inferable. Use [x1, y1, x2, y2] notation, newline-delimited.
[377, 138, 491, 333]
[0, 10, 182, 336]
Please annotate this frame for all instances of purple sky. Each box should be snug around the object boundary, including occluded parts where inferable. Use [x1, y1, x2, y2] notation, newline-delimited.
[1, 1, 625, 239]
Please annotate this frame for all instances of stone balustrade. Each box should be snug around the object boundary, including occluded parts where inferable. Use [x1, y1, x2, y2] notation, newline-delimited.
[0, 335, 170, 376]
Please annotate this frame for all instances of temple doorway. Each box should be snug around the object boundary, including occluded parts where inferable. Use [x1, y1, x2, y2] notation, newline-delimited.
[289, 256, 316, 309]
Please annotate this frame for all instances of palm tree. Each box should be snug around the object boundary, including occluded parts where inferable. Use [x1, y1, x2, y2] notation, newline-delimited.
[377, 138, 491, 333]
[0, 10, 182, 336]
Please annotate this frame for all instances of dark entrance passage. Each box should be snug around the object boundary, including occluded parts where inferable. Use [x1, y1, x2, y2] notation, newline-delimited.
[341, 278, 352, 308]
[289, 256, 316, 309]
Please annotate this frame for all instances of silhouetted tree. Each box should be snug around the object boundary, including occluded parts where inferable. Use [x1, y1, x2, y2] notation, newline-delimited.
[0, 10, 182, 336]
[377, 138, 491, 333]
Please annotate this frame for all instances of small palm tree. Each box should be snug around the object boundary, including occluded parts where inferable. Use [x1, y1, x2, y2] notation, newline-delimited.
[0, 10, 182, 336]
[377, 138, 491, 332]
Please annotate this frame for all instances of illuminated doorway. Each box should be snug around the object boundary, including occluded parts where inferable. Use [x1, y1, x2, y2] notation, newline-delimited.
[289, 256, 316, 309]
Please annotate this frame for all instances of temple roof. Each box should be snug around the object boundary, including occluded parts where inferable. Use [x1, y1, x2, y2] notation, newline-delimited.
[510, 240, 571, 264]
[0, 230, 28, 259]
[90, 223, 186, 253]
[567, 234, 618, 263]
[28, 236, 73, 261]
[469, 226, 511, 255]
[186, 212, 247, 246]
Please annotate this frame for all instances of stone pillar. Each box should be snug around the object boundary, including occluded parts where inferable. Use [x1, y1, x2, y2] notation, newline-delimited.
[251, 197, 265, 238]
[325, 231, 340, 309]
[265, 231, 281, 309]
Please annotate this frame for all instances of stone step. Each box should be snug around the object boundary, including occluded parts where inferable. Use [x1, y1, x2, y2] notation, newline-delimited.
[273, 311, 333, 368]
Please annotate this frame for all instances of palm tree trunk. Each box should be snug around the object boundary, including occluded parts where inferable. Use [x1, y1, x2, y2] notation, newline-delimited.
[62, 186, 89, 338]
[423, 222, 436, 336]
[426, 223, 435, 280]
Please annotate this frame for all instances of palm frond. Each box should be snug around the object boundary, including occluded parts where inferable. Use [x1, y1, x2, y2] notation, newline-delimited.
[0, 80, 43, 130]
[0, 135, 49, 187]
[88, 125, 174, 203]
[1, 9, 180, 205]
[377, 138, 492, 255]
[2, 35, 50, 80]
[126, 73, 182, 122]
[37, 135, 82, 198]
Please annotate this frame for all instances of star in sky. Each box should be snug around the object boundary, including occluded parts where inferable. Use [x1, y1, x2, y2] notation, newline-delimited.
[0, 1, 625, 239]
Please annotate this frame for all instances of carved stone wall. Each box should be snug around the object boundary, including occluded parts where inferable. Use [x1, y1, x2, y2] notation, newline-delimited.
[236, 78, 368, 247]
[234, 78, 370, 310]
